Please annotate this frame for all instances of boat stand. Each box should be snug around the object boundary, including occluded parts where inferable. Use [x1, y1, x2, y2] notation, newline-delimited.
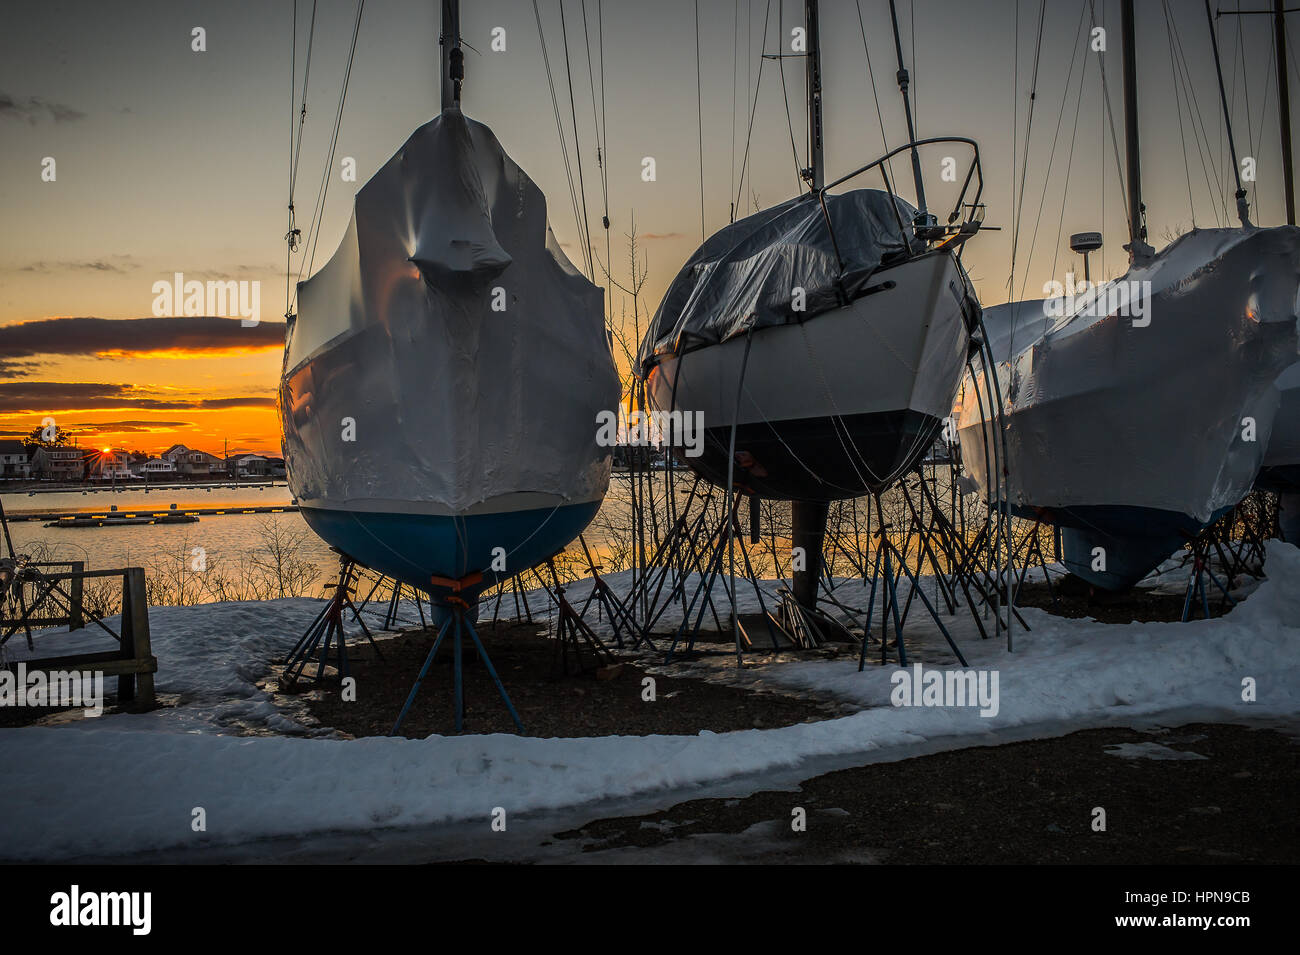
[571, 536, 645, 650]
[544, 560, 617, 677]
[490, 573, 538, 627]
[282, 556, 382, 686]
[659, 492, 788, 662]
[910, 472, 1030, 638]
[390, 573, 524, 736]
[1180, 544, 1236, 622]
[858, 492, 969, 670]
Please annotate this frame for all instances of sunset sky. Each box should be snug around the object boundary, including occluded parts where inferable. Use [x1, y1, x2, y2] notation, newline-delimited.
[1, 0, 1293, 455]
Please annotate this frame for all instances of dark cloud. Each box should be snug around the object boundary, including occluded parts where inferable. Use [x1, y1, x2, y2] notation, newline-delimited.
[641, 232, 685, 241]
[0, 358, 39, 378]
[0, 316, 286, 360]
[0, 382, 276, 413]
[183, 264, 282, 280]
[64, 420, 194, 432]
[0, 92, 85, 124]
[18, 258, 138, 274]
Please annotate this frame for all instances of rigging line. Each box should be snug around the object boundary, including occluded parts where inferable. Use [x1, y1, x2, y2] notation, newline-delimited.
[1007, 0, 1046, 294]
[286, 0, 318, 316]
[291, 0, 363, 313]
[696, 0, 706, 241]
[775, 0, 805, 191]
[1168, 7, 1227, 226]
[854, 0, 895, 181]
[910, 0, 917, 135]
[1049, 33, 1092, 282]
[734, 0, 774, 214]
[1099, 0, 1105, 280]
[1088, 0, 1130, 233]
[1010, 0, 1019, 297]
[580, 0, 612, 315]
[533, 0, 586, 282]
[1255, 18, 1277, 219]
[289, 0, 319, 202]
[731, 0, 739, 222]
[1225, 0, 1262, 219]
[1235, 1, 1259, 165]
[286, 0, 297, 319]
[597, 0, 612, 320]
[1016, 1, 1088, 304]
[580, 0, 608, 219]
[1168, 2, 1224, 227]
[559, 0, 596, 281]
[1162, 1, 1199, 229]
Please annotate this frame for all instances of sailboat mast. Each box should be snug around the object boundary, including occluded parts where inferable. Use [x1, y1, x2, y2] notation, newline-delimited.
[441, 0, 463, 111]
[887, 0, 928, 216]
[805, 0, 824, 191]
[1120, 0, 1152, 261]
[1276, 0, 1295, 225]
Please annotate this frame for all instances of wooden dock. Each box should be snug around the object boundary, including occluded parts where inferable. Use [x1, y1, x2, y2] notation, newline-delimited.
[8, 504, 300, 524]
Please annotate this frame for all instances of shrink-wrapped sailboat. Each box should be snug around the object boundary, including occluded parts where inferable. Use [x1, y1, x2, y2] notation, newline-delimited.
[955, 0, 1300, 590]
[280, 12, 618, 597]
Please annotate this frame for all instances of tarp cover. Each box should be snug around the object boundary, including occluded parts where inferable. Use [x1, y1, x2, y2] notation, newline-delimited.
[636, 189, 920, 374]
[957, 226, 1300, 524]
[281, 110, 618, 515]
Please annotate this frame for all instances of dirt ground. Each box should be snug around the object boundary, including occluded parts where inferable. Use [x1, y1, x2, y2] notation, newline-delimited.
[293, 621, 845, 739]
[547, 722, 1298, 864]
[1012, 575, 1237, 623]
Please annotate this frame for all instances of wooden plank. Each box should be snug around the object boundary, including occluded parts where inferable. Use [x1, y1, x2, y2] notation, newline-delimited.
[10, 655, 157, 677]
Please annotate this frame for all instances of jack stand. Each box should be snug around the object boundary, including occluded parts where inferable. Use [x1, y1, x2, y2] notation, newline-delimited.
[662, 494, 785, 662]
[858, 494, 969, 671]
[547, 560, 616, 677]
[575, 535, 648, 650]
[390, 573, 523, 736]
[283, 556, 381, 686]
[1181, 547, 1236, 622]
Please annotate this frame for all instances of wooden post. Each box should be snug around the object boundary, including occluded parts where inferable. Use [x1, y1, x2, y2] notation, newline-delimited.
[118, 571, 135, 703]
[68, 561, 84, 631]
[124, 567, 154, 707]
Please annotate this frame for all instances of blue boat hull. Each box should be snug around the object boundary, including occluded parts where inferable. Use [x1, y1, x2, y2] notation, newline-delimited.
[300, 501, 603, 597]
[1051, 504, 1227, 591]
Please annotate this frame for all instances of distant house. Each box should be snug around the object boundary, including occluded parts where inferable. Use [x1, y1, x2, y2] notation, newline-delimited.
[31, 446, 85, 482]
[161, 444, 226, 478]
[230, 453, 287, 478]
[229, 452, 270, 478]
[140, 457, 177, 477]
[85, 449, 134, 481]
[0, 440, 32, 480]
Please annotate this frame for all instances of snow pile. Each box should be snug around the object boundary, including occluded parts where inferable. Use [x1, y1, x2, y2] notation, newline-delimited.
[1, 545, 1297, 860]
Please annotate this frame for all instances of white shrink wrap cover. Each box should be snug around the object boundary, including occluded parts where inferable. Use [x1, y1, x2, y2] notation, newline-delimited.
[281, 110, 618, 521]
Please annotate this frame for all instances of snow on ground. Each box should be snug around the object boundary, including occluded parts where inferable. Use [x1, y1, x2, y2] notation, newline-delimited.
[1, 544, 1297, 861]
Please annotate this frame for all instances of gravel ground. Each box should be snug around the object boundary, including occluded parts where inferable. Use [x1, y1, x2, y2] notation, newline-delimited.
[295, 621, 845, 738]
[546, 722, 1297, 864]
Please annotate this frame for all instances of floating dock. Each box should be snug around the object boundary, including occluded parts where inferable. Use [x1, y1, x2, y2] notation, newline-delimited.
[11, 504, 300, 525]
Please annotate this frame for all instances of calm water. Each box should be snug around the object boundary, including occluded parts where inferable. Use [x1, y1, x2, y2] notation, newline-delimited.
[0, 471, 982, 604]
[2, 485, 338, 594]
